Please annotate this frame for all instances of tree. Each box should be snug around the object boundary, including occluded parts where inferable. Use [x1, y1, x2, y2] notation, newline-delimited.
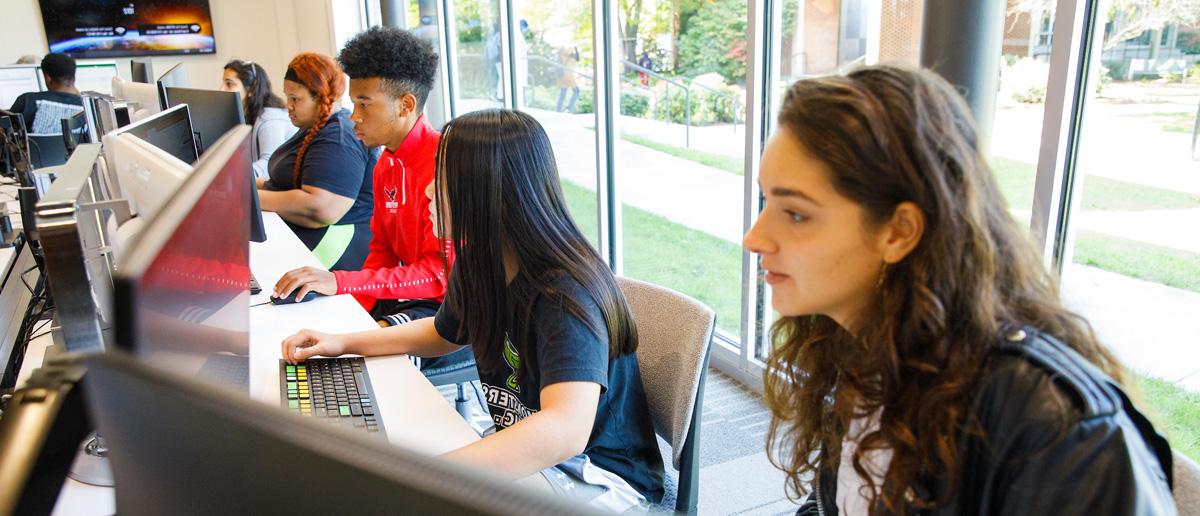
[1009, 0, 1200, 50]
[620, 0, 646, 63]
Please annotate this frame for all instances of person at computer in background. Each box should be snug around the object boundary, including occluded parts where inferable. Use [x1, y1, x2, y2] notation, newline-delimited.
[746, 66, 1175, 515]
[8, 53, 83, 134]
[220, 59, 296, 180]
[281, 110, 666, 512]
[272, 28, 462, 341]
[257, 52, 376, 272]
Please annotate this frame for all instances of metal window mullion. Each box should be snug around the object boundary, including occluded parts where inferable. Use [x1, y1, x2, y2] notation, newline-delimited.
[502, 0, 525, 109]
[497, 0, 516, 109]
[593, 0, 622, 273]
[439, 0, 460, 118]
[1029, 0, 1103, 273]
[741, 0, 774, 367]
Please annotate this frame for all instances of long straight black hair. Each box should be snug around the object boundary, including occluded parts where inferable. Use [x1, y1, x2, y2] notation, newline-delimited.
[224, 60, 285, 125]
[435, 109, 637, 378]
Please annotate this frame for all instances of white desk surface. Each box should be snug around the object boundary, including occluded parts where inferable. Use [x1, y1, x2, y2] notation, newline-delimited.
[33, 211, 478, 515]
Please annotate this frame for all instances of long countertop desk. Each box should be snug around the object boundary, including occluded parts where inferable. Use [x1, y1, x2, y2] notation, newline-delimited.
[27, 211, 479, 515]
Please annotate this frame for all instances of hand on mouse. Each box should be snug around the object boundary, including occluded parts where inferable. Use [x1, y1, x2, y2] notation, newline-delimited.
[274, 266, 337, 301]
[281, 329, 348, 364]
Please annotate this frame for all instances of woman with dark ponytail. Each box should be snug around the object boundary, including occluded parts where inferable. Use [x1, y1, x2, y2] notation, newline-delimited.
[259, 52, 376, 272]
[220, 59, 295, 179]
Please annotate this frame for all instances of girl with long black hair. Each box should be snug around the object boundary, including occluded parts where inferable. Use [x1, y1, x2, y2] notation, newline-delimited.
[220, 59, 295, 179]
[281, 109, 665, 511]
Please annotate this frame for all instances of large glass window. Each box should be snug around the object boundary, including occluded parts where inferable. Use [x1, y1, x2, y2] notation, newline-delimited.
[453, 0, 504, 111]
[1063, 4, 1200, 461]
[513, 1, 601, 246]
[617, 0, 749, 340]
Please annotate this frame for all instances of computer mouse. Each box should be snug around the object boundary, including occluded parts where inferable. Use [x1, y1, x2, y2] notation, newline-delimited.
[270, 290, 320, 305]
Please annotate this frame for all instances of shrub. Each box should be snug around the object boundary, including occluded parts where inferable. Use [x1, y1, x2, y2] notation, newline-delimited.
[1001, 57, 1050, 104]
[621, 92, 650, 117]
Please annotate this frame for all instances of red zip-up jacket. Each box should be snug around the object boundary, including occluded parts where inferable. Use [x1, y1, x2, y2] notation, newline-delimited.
[332, 115, 452, 310]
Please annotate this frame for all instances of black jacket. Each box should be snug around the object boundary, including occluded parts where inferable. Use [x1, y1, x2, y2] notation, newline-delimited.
[797, 328, 1177, 515]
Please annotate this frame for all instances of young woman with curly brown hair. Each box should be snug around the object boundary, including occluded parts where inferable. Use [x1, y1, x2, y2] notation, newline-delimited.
[258, 52, 376, 272]
[745, 65, 1176, 515]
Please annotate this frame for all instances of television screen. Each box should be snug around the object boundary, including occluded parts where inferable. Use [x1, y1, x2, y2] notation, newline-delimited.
[38, 0, 216, 59]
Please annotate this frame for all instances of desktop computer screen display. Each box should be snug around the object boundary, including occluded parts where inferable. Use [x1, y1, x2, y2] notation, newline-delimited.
[71, 63, 120, 95]
[161, 87, 240, 155]
[82, 351, 600, 515]
[112, 126, 251, 389]
[0, 66, 42, 111]
[105, 103, 196, 164]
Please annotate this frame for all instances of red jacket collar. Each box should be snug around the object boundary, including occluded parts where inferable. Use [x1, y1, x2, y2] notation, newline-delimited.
[395, 114, 435, 159]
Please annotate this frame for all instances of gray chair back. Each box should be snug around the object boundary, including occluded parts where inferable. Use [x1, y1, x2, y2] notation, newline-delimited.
[1177, 451, 1200, 516]
[617, 276, 714, 513]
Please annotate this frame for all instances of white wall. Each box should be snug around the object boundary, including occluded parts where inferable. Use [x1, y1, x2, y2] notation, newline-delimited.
[0, 0, 341, 97]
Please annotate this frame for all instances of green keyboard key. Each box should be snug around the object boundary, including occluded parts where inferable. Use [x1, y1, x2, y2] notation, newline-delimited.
[286, 365, 295, 374]
[286, 381, 297, 390]
[288, 399, 299, 409]
[339, 406, 350, 417]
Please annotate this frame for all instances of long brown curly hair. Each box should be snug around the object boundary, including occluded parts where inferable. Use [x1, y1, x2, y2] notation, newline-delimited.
[285, 52, 345, 188]
[762, 65, 1124, 513]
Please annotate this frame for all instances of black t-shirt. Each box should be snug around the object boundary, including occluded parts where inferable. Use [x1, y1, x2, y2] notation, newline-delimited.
[9, 91, 83, 132]
[264, 108, 375, 229]
[434, 272, 666, 502]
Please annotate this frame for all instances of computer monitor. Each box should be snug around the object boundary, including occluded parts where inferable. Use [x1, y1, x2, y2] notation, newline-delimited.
[1, 110, 34, 185]
[130, 59, 152, 84]
[72, 63, 120, 95]
[155, 63, 188, 110]
[34, 144, 126, 353]
[160, 87, 266, 242]
[112, 125, 252, 385]
[103, 132, 190, 219]
[82, 350, 599, 515]
[104, 103, 197, 165]
[110, 76, 161, 122]
[161, 87, 241, 155]
[0, 66, 42, 110]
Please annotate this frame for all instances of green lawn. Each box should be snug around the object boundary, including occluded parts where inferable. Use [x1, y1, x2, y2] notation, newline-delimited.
[1135, 373, 1200, 463]
[561, 181, 743, 337]
[1150, 111, 1198, 134]
[990, 157, 1200, 212]
[1073, 231, 1200, 292]
[621, 133, 745, 175]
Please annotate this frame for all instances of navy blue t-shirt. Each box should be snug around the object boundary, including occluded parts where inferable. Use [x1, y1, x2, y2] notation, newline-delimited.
[264, 109, 375, 262]
[434, 271, 666, 502]
[9, 91, 83, 132]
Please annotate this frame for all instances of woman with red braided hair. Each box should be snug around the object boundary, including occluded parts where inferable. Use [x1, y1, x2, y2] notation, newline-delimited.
[258, 52, 377, 272]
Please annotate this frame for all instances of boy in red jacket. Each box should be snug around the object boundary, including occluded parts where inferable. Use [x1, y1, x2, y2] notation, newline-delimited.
[273, 27, 472, 372]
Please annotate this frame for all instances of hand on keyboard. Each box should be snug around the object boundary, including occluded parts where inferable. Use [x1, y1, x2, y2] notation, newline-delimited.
[281, 329, 348, 364]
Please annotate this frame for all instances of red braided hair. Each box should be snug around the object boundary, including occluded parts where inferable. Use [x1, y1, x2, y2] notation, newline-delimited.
[285, 52, 345, 188]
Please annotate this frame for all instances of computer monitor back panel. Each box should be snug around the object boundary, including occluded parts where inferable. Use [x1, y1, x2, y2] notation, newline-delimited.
[0, 66, 42, 109]
[111, 77, 161, 122]
[162, 87, 242, 155]
[113, 126, 252, 378]
[83, 352, 602, 516]
[104, 133, 190, 219]
[34, 144, 120, 352]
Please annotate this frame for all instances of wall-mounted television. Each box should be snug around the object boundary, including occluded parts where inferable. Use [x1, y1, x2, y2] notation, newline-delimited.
[38, 0, 217, 59]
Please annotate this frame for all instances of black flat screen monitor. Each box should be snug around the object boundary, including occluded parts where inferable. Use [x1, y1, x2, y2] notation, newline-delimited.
[112, 125, 252, 390]
[82, 351, 600, 515]
[161, 87, 240, 155]
[108, 103, 197, 164]
[38, 0, 217, 59]
[161, 87, 265, 242]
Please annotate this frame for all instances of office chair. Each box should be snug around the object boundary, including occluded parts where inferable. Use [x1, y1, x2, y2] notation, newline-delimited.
[423, 361, 480, 418]
[616, 276, 715, 514]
